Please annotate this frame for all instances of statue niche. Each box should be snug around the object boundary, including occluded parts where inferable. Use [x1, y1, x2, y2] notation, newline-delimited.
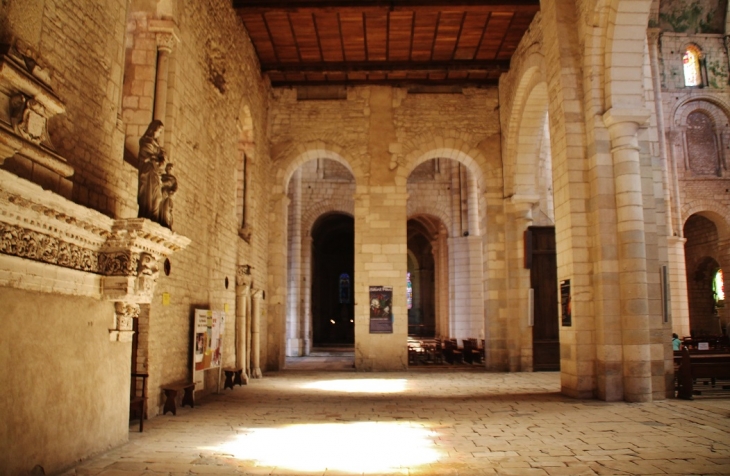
[137, 120, 176, 230]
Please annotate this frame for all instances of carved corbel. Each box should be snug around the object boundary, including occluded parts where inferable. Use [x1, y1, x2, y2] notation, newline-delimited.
[109, 301, 140, 342]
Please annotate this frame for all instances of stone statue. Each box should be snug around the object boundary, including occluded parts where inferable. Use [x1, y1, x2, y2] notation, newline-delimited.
[137, 120, 166, 223]
[160, 163, 178, 229]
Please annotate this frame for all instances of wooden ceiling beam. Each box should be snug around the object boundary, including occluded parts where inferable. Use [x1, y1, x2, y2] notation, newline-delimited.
[233, 0, 539, 14]
[269, 78, 500, 87]
[262, 59, 510, 74]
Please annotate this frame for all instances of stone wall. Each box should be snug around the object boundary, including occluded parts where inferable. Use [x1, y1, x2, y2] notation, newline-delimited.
[120, 0, 270, 410]
[0, 289, 128, 475]
[0, 0, 271, 471]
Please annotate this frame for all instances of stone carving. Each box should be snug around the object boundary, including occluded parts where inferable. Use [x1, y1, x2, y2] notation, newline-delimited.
[111, 302, 140, 342]
[137, 120, 167, 225]
[160, 163, 177, 229]
[0, 222, 99, 272]
[98, 251, 137, 276]
[137, 253, 158, 277]
[236, 264, 253, 286]
[9, 93, 49, 145]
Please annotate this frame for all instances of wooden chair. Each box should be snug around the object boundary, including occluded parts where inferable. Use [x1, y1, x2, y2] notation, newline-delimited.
[467, 338, 483, 364]
[444, 338, 463, 364]
[130, 372, 148, 432]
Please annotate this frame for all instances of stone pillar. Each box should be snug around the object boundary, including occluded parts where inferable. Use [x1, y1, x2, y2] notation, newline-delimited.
[302, 235, 313, 355]
[251, 288, 264, 378]
[467, 172, 480, 237]
[149, 22, 178, 129]
[505, 195, 538, 371]
[266, 192, 290, 371]
[353, 188, 408, 371]
[603, 108, 653, 402]
[235, 266, 252, 381]
[667, 237, 690, 336]
[286, 169, 302, 356]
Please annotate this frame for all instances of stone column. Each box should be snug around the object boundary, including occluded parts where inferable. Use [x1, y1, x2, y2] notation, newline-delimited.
[251, 288, 264, 378]
[668, 237, 690, 336]
[266, 192, 290, 371]
[603, 108, 653, 402]
[302, 235, 313, 355]
[505, 195, 538, 371]
[149, 22, 178, 129]
[286, 169, 302, 356]
[467, 172, 480, 237]
[235, 266, 252, 381]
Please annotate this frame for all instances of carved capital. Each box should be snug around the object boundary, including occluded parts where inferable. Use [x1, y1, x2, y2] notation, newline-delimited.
[149, 19, 180, 54]
[109, 301, 140, 342]
[156, 32, 177, 54]
[236, 264, 253, 288]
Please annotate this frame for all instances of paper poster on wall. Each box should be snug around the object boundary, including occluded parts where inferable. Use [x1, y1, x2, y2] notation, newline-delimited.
[193, 309, 226, 388]
[369, 285, 393, 333]
[560, 279, 571, 327]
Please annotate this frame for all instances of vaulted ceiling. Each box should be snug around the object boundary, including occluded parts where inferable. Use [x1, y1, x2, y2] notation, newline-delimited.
[233, 0, 540, 87]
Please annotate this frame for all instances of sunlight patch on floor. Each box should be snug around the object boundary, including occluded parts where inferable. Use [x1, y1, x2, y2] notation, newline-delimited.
[301, 378, 408, 393]
[208, 421, 441, 473]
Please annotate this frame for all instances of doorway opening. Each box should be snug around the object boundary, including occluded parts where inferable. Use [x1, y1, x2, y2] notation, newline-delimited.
[311, 213, 355, 347]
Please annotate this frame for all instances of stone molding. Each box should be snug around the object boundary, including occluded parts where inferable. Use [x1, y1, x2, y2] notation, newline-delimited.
[149, 19, 180, 53]
[0, 169, 191, 341]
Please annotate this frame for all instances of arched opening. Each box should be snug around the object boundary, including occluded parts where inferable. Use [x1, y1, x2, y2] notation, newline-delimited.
[407, 219, 436, 338]
[684, 214, 723, 336]
[682, 46, 702, 87]
[311, 213, 355, 347]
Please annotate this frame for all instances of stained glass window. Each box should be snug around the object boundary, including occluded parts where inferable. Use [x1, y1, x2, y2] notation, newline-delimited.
[714, 268, 725, 307]
[406, 272, 413, 310]
[339, 273, 350, 304]
[683, 47, 701, 87]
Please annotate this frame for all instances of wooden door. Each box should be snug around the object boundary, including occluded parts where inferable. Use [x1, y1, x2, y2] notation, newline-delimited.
[527, 226, 560, 371]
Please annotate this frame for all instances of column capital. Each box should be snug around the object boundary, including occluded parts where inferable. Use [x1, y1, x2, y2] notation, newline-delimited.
[646, 28, 662, 44]
[149, 19, 180, 53]
[602, 107, 652, 150]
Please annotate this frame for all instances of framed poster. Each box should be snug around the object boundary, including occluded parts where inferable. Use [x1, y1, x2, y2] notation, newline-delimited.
[369, 285, 393, 333]
[560, 279, 571, 327]
[193, 309, 226, 388]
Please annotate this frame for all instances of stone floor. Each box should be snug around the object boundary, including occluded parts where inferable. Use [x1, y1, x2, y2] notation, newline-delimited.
[64, 358, 730, 476]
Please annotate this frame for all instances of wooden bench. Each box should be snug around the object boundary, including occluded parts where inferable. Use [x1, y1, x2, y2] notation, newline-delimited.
[443, 338, 463, 364]
[223, 367, 244, 390]
[675, 348, 730, 399]
[162, 381, 195, 415]
[130, 372, 148, 432]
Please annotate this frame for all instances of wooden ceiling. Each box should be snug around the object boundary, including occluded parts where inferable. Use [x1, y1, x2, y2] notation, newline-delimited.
[233, 0, 539, 87]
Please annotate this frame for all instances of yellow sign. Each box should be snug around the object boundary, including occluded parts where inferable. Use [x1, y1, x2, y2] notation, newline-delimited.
[162, 292, 170, 306]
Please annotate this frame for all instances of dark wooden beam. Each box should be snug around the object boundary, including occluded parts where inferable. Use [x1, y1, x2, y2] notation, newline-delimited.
[262, 59, 510, 74]
[233, 0, 539, 14]
[269, 78, 500, 87]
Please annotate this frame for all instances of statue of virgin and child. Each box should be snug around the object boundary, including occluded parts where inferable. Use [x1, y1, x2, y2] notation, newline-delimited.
[137, 120, 177, 229]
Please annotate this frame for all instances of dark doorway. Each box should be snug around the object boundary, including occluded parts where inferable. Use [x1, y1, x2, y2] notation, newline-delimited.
[527, 226, 560, 371]
[407, 219, 436, 337]
[311, 214, 355, 346]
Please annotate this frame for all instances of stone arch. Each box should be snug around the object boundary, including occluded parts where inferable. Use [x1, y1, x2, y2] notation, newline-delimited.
[236, 103, 255, 230]
[401, 139, 488, 193]
[272, 141, 361, 194]
[682, 200, 730, 240]
[673, 96, 730, 127]
[502, 53, 549, 198]
[602, 0, 653, 110]
[302, 199, 355, 238]
[407, 206, 451, 238]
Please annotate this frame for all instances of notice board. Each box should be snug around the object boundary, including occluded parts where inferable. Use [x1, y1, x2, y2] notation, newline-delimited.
[193, 309, 225, 388]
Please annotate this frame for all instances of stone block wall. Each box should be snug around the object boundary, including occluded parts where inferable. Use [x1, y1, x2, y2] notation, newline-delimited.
[0, 0, 271, 471]
[121, 0, 271, 409]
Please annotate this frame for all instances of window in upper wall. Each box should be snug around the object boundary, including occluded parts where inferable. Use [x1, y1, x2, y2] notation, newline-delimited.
[714, 268, 725, 308]
[683, 46, 702, 87]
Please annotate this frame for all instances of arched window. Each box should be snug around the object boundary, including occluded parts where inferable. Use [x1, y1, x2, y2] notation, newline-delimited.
[714, 268, 725, 308]
[339, 273, 350, 304]
[406, 272, 413, 310]
[683, 46, 702, 87]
